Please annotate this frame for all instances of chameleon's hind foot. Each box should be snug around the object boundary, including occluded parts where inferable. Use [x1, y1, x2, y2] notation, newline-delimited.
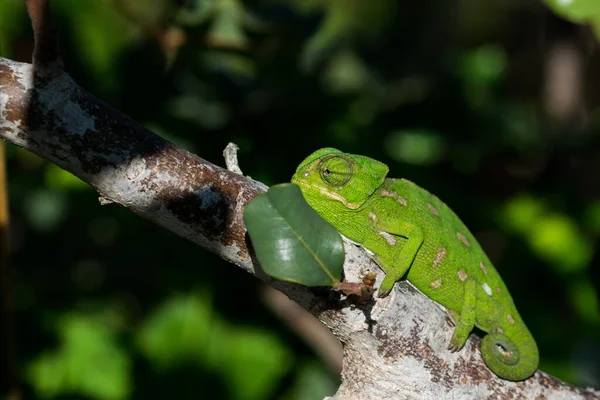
[447, 280, 476, 352]
[446, 309, 467, 351]
[447, 336, 467, 352]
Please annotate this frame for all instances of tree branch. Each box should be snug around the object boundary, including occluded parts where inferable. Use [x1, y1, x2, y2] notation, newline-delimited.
[0, 56, 598, 399]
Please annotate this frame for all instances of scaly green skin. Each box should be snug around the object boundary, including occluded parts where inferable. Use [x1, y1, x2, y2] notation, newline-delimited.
[291, 148, 539, 381]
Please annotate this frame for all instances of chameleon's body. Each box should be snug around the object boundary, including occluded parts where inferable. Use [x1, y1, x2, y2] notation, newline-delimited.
[291, 148, 538, 381]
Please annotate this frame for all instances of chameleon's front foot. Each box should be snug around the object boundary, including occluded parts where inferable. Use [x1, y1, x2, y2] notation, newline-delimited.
[377, 274, 397, 298]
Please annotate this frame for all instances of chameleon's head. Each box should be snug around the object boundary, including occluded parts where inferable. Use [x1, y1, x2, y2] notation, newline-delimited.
[291, 148, 389, 210]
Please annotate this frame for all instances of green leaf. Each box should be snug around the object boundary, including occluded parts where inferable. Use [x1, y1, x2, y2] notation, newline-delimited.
[459, 45, 507, 86]
[385, 129, 446, 166]
[568, 280, 600, 324]
[323, 49, 371, 94]
[527, 214, 591, 273]
[544, 0, 600, 39]
[502, 196, 592, 273]
[502, 195, 546, 235]
[244, 183, 344, 286]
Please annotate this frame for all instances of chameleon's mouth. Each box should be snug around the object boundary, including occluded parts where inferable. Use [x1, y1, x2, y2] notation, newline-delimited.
[290, 172, 306, 186]
[291, 179, 362, 209]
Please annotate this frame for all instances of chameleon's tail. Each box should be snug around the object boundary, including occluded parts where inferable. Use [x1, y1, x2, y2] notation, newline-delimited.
[480, 327, 539, 381]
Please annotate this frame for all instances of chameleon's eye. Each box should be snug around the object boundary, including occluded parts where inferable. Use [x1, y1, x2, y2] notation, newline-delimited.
[320, 156, 352, 186]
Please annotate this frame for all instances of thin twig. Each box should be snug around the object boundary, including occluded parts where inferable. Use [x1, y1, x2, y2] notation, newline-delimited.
[223, 142, 243, 175]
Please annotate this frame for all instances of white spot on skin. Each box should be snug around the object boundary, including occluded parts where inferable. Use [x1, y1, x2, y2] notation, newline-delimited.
[497, 327, 504, 334]
[379, 231, 397, 246]
[456, 232, 470, 247]
[303, 172, 309, 177]
[309, 185, 360, 208]
[457, 270, 468, 281]
[482, 283, 492, 296]
[430, 278, 442, 289]
[380, 189, 408, 206]
[427, 203, 439, 216]
[479, 261, 488, 275]
[369, 212, 377, 221]
[507, 314, 515, 324]
[433, 247, 447, 267]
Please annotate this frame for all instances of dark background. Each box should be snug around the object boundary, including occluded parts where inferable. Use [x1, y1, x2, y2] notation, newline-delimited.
[1, 0, 599, 399]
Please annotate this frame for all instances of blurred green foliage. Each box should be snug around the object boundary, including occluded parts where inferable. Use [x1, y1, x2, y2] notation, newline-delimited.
[136, 292, 290, 400]
[1, 0, 600, 398]
[27, 312, 131, 400]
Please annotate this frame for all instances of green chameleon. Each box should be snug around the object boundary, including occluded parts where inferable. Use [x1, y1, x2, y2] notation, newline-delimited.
[291, 148, 538, 381]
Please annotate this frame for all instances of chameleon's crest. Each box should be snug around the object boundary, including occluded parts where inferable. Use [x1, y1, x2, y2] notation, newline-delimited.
[292, 148, 389, 209]
[295, 147, 343, 170]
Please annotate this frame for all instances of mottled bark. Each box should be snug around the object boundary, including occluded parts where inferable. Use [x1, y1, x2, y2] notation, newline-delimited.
[1, 56, 598, 400]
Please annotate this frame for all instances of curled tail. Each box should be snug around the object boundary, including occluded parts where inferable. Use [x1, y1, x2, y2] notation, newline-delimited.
[480, 327, 539, 381]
